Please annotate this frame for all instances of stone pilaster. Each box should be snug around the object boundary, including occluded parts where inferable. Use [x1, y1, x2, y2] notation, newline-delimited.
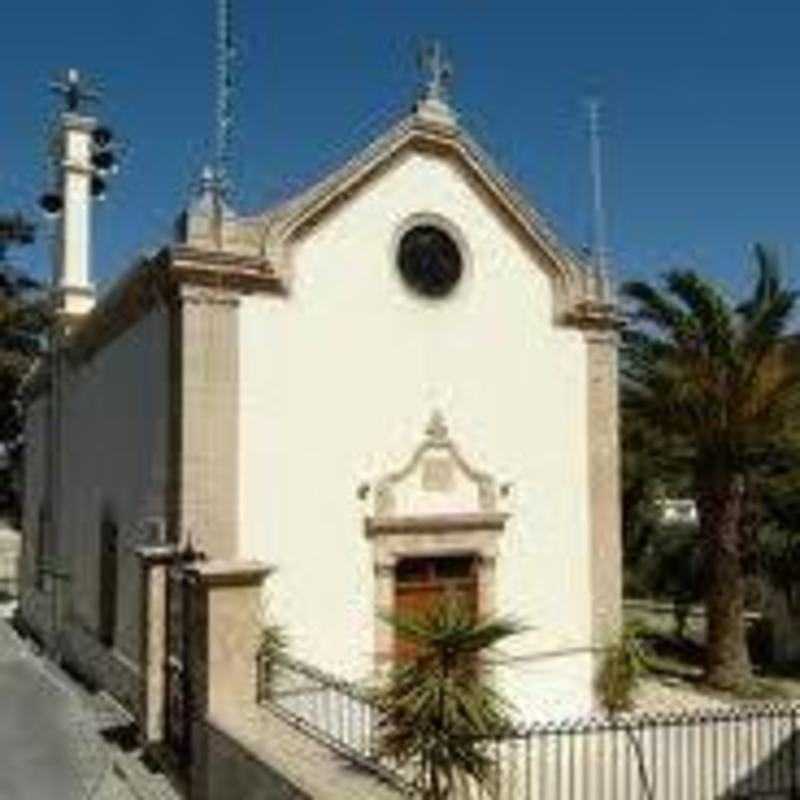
[173, 285, 240, 559]
[585, 329, 622, 645]
[136, 545, 175, 747]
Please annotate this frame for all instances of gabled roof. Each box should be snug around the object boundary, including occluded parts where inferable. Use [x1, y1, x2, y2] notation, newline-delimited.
[175, 96, 621, 328]
[22, 98, 620, 405]
[259, 101, 581, 272]
[220, 97, 607, 322]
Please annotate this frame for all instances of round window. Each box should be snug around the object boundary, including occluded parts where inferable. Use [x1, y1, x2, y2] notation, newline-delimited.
[397, 225, 463, 298]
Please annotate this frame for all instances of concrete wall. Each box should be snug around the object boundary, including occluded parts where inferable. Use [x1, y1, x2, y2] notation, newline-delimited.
[238, 148, 595, 720]
[21, 307, 170, 708]
[194, 711, 404, 800]
[194, 718, 311, 800]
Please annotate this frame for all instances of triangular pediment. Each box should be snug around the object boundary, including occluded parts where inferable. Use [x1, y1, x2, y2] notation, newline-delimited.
[262, 106, 590, 314]
[182, 98, 618, 327]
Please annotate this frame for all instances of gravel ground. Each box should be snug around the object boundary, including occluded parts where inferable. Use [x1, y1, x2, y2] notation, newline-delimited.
[634, 677, 731, 713]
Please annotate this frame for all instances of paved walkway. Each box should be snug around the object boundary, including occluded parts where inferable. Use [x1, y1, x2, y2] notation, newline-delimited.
[0, 611, 181, 799]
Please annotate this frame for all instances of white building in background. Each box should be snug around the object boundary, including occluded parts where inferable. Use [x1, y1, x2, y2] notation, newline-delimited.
[656, 498, 699, 527]
[19, 71, 622, 722]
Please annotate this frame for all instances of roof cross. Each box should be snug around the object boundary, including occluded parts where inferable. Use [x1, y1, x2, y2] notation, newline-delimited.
[418, 41, 453, 103]
[50, 69, 100, 114]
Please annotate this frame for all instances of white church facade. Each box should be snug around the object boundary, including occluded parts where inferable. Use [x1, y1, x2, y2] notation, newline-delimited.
[19, 79, 622, 724]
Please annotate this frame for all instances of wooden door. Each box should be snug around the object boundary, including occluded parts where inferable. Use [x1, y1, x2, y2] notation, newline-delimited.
[394, 554, 478, 664]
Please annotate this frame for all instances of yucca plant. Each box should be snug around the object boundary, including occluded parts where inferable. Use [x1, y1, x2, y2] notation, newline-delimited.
[373, 596, 523, 800]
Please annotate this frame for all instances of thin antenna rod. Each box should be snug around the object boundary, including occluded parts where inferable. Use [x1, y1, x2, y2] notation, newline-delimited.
[588, 98, 609, 280]
[215, 0, 235, 197]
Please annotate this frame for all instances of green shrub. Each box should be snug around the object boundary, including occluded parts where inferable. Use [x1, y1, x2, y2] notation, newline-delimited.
[256, 622, 287, 701]
[595, 622, 649, 715]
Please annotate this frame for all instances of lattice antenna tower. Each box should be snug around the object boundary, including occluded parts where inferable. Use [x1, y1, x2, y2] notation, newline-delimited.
[214, 0, 236, 201]
[587, 98, 610, 284]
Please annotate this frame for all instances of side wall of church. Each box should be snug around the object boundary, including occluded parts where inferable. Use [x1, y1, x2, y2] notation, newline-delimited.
[21, 307, 170, 710]
[20, 395, 51, 638]
[238, 149, 596, 720]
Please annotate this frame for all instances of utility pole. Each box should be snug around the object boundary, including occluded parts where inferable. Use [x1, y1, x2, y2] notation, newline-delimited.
[37, 69, 120, 657]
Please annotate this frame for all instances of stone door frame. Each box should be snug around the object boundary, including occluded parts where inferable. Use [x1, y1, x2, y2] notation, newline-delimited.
[366, 512, 506, 672]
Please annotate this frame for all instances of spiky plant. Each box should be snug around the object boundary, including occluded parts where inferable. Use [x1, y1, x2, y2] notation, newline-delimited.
[622, 245, 800, 689]
[374, 596, 523, 800]
[595, 621, 650, 715]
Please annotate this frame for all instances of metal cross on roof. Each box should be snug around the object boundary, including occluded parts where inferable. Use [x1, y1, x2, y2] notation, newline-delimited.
[418, 41, 453, 103]
[50, 69, 100, 114]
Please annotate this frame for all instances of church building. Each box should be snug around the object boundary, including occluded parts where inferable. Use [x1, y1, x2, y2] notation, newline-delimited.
[19, 63, 622, 724]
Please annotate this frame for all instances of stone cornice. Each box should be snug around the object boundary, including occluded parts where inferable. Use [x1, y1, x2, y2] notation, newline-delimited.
[186, 560, 274, 587]
[169, 245, 283, 295]
[21, 244, 283, 401]
[135, 544, 178, 565]
[365, 511, 508, 537]
[563, 299, 625, 339]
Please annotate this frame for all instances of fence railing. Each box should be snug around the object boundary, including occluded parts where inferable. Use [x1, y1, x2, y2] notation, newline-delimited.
[256, 650, 414, 789]
[469, 704, 800, 799]
[256, 651, 800, 799]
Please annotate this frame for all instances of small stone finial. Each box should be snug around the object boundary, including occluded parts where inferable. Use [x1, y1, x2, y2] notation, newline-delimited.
[418, 41, 453, 104]
[425, 409, 449, 443]
[181, 164, 234, 243]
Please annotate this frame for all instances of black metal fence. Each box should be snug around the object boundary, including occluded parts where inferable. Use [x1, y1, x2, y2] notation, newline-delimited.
[256, 650, 414, 789]
[469, 705, 800, 799]
[256, 651, 800, 799]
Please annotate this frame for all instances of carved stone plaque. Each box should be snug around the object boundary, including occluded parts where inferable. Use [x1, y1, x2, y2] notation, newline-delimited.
[422, 456, 454, 492]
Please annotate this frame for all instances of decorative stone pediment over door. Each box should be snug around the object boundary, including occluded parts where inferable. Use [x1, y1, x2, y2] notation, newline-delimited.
[361, 411, 509, 666]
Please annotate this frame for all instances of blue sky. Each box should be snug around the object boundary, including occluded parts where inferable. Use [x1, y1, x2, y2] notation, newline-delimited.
[3, 0, 800, 296]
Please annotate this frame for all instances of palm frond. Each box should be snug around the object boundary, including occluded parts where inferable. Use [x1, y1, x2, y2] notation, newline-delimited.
[664, 270, 735, 362]
[374, 597, 523, 797]
[621, 281, 689, 334]
[737, 244, 783, 320]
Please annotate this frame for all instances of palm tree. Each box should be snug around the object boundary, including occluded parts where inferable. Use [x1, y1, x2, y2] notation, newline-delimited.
[373, 597, 523, 800]
[621, 245, 800, 689]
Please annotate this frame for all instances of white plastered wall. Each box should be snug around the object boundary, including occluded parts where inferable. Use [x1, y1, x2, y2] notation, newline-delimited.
[238, 149, 594, 721]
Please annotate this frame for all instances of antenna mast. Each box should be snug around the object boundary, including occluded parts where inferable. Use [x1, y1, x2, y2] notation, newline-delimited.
[214, 0, 235, 201]
[588, 98, 609, 284]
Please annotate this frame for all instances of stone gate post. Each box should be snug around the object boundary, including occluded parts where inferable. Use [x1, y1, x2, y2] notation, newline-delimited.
[183, 560, 270, 799]
[185, 561, 270, 714]
[136, 544, 176, 747]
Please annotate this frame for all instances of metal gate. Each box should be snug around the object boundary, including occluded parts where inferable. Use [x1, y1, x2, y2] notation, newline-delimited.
[165, 555, 196, 763]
